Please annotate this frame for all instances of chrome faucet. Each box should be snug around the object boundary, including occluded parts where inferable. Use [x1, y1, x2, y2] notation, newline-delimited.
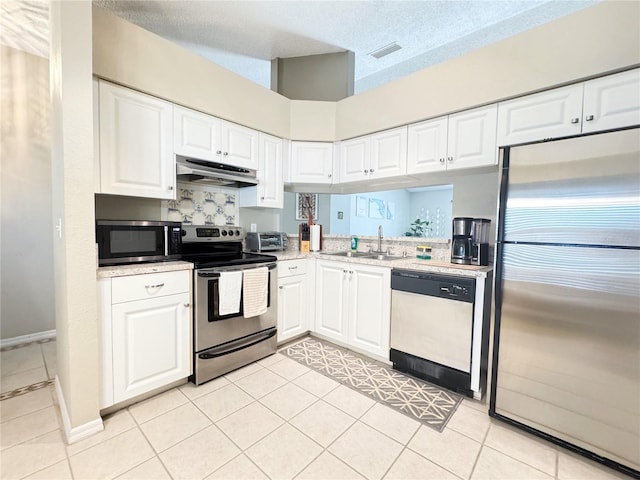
[377, 225, 383, 253]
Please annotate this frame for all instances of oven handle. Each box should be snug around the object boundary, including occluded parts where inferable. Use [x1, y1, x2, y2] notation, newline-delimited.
[198, 329, 277, 359]
[197, 262, 277, 278]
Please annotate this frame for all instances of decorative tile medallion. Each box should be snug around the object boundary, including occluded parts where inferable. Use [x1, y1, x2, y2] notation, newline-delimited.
[164, 183, 238, 226]
[281, 337, 463, 432]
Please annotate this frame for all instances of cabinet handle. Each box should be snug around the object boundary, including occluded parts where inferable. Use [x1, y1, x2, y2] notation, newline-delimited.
[585, 114, 594, 121]
[328, 173, 332, 178]
[571, 117, 580, 124]
[168, 186, 174, 191]
[439, 158, 445, 164]
[370, 168, 374, 173]
[183, 303, 190, 308]
[145, 283, 165, 289]
[364, 169, 369, 174]
[260, 196, 265, 200]
[223, 152, 229, 156]
[289, 266, 297, 270]
[447, 156, 453, 162]
[279, 286, 284, 289]
[216, 150, 222, 154]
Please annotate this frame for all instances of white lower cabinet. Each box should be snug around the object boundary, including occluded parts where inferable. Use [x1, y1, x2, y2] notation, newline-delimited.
[277, 259, 310, 343]
[99, 270, 192, 408]
[315, 259, 391, 359]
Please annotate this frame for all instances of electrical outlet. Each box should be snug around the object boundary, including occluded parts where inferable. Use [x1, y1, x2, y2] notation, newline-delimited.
[55, 218, 63, 239]
[337, 211, 344, 219]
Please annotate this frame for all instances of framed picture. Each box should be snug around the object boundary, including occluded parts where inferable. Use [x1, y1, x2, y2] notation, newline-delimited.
[369, 198, 386, 219]
[296, 193, 318, 221]
[386, 201, 395, 220]
[356, 196, 368, 217]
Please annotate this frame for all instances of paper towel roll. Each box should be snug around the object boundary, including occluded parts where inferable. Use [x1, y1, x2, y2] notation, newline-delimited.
[310, 224, 321, 252]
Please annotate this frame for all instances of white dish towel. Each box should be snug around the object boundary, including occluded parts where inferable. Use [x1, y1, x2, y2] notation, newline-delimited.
[218, 270, 243, 316]
[242, 267, 269, 318]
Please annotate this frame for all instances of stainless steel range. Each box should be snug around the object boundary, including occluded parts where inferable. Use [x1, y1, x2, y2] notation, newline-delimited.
[181, 225, 278, 385]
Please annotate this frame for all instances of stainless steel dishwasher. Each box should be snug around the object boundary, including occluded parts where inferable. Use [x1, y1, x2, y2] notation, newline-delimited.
[390, 269, 477, 396]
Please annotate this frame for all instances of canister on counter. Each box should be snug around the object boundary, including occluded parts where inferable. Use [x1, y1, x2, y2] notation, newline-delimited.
[351, 236, 358, 251]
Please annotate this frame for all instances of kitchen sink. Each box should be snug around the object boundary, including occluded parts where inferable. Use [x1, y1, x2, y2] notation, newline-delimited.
[326, 251, 373, 258]
[325, 251, 404, 261]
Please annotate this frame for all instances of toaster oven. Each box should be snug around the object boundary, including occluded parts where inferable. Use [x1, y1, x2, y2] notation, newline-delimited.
[246, 232, 287, 252]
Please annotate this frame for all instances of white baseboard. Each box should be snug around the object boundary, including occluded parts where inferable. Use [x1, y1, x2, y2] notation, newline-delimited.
[0, 329, 56, 348]
[55, 376, 104, 444]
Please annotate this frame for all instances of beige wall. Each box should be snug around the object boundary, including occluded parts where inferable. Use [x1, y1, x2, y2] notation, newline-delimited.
[273, 51, 354, 101]
[289, 100, 336, 141]
[0, 46, 55, 340]
[50, 0, 101, 432]
[92, 6, 291, 139]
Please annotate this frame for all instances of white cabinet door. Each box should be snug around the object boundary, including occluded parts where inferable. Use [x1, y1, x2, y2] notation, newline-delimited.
[447, 104, 498, 170]
[407, 117, 448, 174]
[277, 275, 308, 343]
[98, 81, 175, 199]
[174, 105, 222, 161]
[348, 264, 391, 359]
[222, 121, 259, 170]
[239, 133, 283, 208]
[112, 292, 191, 403]
[315, 260, 349, 343]
[370, 127, 407, 179]
[497, 84, 584, 146]
[339, 136, 370, 183]
[289, 141, 334, 184]
[582, 69, 640, 133]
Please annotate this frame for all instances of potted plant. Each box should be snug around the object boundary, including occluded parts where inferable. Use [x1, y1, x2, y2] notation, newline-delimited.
[405, 218, 429, 237]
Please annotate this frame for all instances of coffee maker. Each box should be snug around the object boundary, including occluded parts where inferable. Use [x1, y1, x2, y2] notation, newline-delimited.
[471, 218, 491, 266]
[451, 217, 473, 264]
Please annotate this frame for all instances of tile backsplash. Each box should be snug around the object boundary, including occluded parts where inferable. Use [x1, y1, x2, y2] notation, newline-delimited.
[163, 183, 239, 225]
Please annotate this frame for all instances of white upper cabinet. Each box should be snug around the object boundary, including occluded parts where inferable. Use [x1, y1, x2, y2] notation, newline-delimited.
[339, 126, 407, 183]
[174, 105, 258, 170]
[497, 69, 640, 145]
[447, 104, 498, 171]
[98, 80, 175, 199]
[174, 105, 222, 161]
[407, 104, 498, 174]
[582, 69, 640, 133]
[497, 84, 584, 146]
[224, 122, 259, 170]
[239, 133, 283, 209]
[407, 117, 448, 173]
[290, 141, 335, 184]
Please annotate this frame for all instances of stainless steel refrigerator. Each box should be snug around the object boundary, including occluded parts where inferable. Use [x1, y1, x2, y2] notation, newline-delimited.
[490, 128, 640, 477]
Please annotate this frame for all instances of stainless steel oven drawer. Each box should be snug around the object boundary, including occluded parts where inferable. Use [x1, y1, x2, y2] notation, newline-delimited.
[193, 327, 277, 385]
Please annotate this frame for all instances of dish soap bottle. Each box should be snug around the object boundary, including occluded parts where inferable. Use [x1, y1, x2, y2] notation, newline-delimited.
[351, 236, 358, 251]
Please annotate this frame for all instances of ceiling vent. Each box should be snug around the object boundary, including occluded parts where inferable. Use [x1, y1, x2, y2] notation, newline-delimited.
[368, 42, 402, 59]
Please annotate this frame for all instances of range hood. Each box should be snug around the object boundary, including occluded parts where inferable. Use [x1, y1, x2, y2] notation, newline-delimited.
[176, 156, 258, 188]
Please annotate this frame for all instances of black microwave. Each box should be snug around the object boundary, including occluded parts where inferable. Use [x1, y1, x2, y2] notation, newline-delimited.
[96, 220, 182, 266]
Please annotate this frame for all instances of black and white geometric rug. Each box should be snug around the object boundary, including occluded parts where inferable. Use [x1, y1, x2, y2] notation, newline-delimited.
[281, 337, 463, 432]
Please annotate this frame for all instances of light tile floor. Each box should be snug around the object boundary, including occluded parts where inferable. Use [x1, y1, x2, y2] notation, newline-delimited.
[0, 341, 632, 480]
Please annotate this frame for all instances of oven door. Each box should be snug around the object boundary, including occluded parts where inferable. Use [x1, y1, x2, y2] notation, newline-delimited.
[194, 262, 278, 353]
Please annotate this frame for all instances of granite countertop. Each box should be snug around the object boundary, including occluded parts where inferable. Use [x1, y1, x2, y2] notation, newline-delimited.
[273, 251, 492, 278]
[97, 261, 194, 279]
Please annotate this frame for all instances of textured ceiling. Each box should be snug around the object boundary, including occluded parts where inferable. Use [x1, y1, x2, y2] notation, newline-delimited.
[1, 1, 597, 93]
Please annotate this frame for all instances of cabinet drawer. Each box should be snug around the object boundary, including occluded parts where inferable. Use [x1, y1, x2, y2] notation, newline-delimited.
[112, 270, 190, 304]
[278, 259, 307, 278]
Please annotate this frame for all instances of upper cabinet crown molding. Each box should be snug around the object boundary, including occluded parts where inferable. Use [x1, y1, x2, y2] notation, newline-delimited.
[97, 80, 176, 200]
[497, 68, 640, 146]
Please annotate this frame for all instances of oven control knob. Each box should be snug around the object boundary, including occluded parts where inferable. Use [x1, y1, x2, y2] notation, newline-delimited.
[235, 230, 241, 236]
[228, 230, 234, 236]
[221, 230, 228, 236]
